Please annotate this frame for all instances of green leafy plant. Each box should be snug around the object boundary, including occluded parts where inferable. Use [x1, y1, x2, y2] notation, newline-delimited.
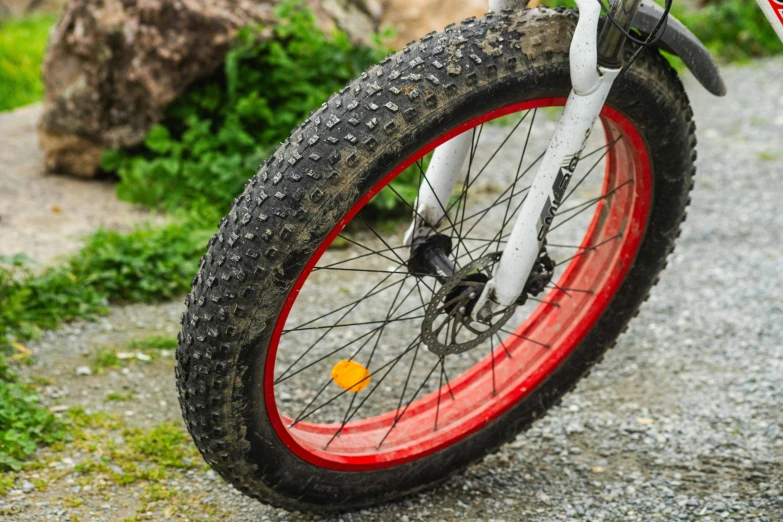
[69, 222, 210, 303]
[0, 15, 56, 112]
[0, 219, 210, 349]
[676, 0, 781, 62]
[104, 1, 391, 216]
[0, 255, 107, 344]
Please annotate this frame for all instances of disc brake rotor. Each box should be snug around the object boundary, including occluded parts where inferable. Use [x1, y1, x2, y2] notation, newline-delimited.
[422, 253, 517, 356]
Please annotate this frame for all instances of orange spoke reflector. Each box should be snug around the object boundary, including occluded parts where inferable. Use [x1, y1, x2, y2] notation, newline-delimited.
[331, 360, 371, 393]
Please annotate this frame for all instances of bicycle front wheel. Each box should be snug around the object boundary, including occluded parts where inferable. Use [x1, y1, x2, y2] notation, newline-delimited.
[176, 7, 696, 511]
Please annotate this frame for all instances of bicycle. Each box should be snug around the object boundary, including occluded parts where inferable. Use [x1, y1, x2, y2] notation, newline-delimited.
[175, 0, 783, 511]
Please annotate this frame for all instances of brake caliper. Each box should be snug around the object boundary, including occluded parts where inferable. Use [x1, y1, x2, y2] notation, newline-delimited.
[517, 248, 555, 305]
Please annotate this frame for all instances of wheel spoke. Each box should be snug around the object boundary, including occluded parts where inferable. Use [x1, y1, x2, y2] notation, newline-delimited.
[554, 233, 622, 267]
[284, 270, 407, 333]
[452, 151, 543, 240]
[447, 134, 619, 241]
[559, 134, 622, 208]
[290, 325, 384, 426]
[337, 234, 406, 268]
[377, 357, 441, 448]
[276, 270, 404, 381]
[326, 334, 424, 436]
[547, 283, 594, 295]
[497, 109, 537, 253]
[316, 244, 411, 271]
[283, 315, 426, 333]
[579, 133, 624, 161]
[489, 338, 497, 396]
[527, 297, 559, 307]
[323, 277, 414, 446]
[357, 215, 408, 266]
[445, 111, 532, 215]
[313, 266, 428, 276]
[434, 356, 445, 431]
[413, 160, 473, 264]
[498, 327, 549, 348]
[494, 332, 513, 359]
[549, 179, 633, 233]
[441, 358, 456, 399]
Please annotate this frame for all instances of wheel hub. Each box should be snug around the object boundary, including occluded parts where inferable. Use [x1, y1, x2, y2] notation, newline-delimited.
[422, 253, 517, 356]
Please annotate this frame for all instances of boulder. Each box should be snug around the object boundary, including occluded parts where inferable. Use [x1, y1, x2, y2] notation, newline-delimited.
[38, 0, 377, 177]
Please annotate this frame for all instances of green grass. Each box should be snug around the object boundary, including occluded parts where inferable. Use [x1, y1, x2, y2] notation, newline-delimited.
[91, 336, 178, 374]
[127, 335, 178, 351]
[105, 391, 134, 402]
[93, 347, 121, 371]
[2, 410, 212, 518]
[0, 217, 208, 468]
[0, 214, 212, 471]
[67, 412, 200, 486]
[0, 15, 56, 112]
[0, 254, 107, 345]
[0, 358, 69, 471]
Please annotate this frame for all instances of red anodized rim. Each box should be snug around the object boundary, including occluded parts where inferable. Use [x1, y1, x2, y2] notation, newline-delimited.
[264, 97, 652, 471]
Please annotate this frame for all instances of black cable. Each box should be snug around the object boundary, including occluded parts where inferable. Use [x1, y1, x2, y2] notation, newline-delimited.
[597, 0, 673, 71]
[623, 0, 672, 70]
[598, 0, 672, 48]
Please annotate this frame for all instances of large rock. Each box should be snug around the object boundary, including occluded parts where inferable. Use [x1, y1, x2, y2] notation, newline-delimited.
[39, 0, 377, 177]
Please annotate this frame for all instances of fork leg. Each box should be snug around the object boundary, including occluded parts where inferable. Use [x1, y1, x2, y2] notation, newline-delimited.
[473, 0, 629, 316]
[403, 131, 472, 246]
[403, 0, 532, 247]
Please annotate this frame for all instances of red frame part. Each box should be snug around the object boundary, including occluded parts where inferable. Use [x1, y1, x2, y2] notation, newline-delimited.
[264, 98, 652, 471]
[758, 0, 783, 41]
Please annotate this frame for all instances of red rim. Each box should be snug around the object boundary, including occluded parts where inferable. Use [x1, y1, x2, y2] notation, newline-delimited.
[264, 97, 652, 471]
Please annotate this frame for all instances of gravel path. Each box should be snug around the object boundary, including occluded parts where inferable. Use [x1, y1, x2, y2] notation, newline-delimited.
[3, 58, 782, 521]
[0, 105, 159, 266]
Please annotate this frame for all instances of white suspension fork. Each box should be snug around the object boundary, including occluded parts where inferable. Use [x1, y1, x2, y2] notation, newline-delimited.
[403, 132, 472, 245]
[476, 0, 621, 315]
[404, 0, 625, 316]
